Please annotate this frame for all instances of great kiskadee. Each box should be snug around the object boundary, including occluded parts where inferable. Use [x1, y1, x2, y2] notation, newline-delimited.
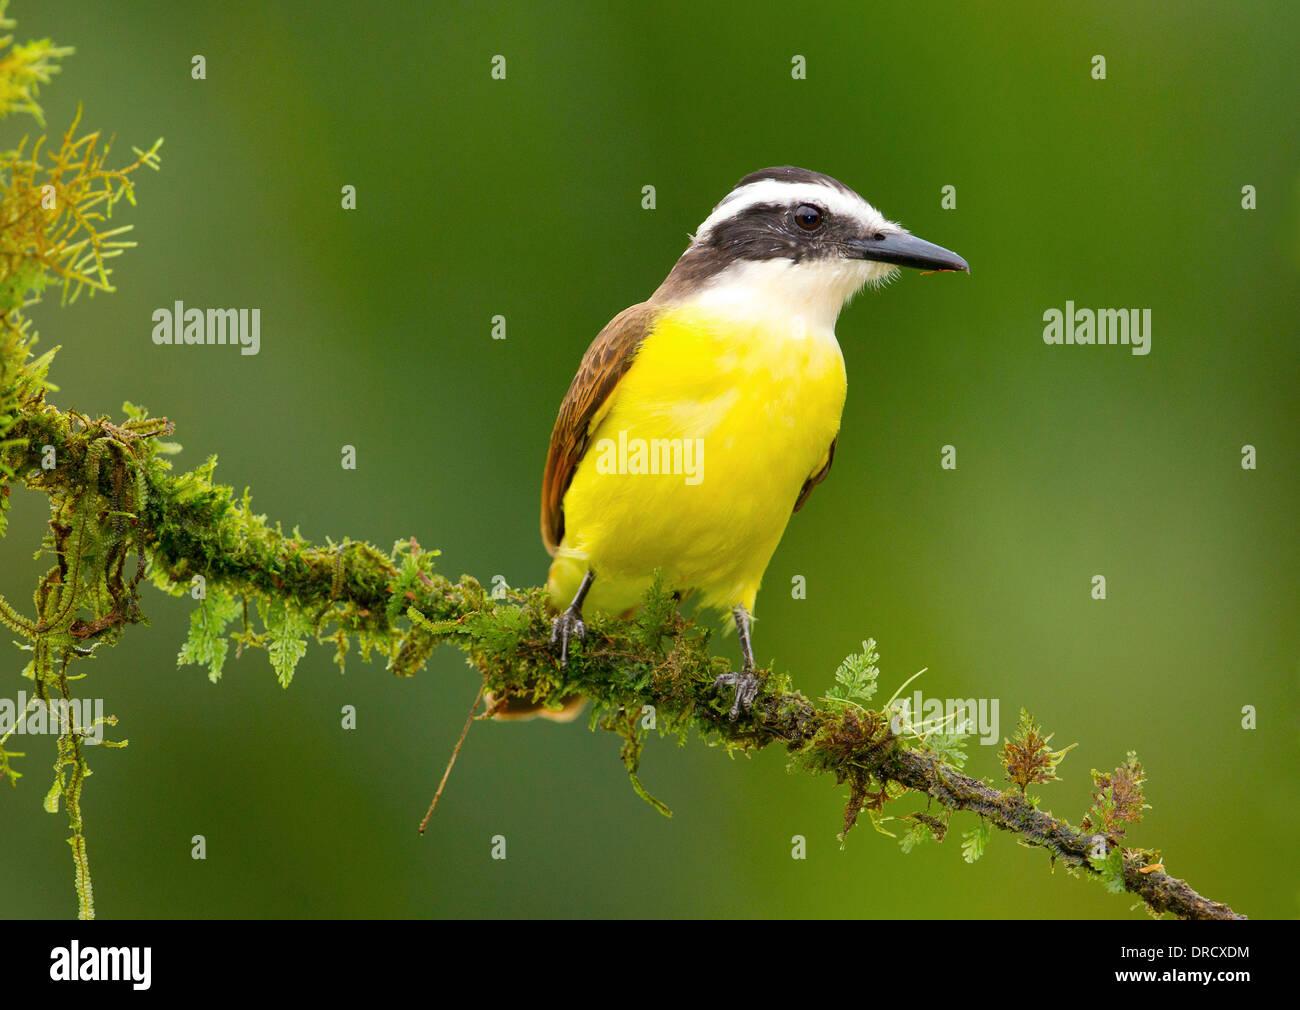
[494, 166, 967, 721]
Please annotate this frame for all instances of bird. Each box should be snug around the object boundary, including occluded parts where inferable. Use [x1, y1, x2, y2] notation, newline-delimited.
[491, 166, 967, 721]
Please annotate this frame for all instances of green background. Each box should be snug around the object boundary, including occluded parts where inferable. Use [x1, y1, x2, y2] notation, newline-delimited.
[2, 0, 1296, 919]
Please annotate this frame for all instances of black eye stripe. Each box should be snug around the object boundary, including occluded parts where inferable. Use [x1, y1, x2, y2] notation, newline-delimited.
[693, 198, 846, 267]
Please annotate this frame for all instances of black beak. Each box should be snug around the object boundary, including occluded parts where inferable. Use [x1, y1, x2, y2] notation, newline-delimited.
[847, 232, 969, 273]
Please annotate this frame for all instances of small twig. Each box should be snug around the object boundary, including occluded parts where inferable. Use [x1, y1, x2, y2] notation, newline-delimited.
[418, 680, 485, 835]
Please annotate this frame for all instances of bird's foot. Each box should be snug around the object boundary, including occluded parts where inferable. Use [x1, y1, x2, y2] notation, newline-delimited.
[550, 606, 586, 667]
[714, 668, 761, 720]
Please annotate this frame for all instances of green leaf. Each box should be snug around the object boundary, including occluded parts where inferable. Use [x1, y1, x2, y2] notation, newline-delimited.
[260, 599, 311, 688]
[925, 728, 970, 770]
[43, 772, 63, 813]
[961, 820, 990, 863]
[899, 821, 929, 853]
[826, 638, 880, 705]
[177, 587, 241, 682]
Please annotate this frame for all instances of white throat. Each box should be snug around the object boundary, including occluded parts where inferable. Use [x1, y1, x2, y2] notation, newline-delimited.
[688, 257, 890, 334]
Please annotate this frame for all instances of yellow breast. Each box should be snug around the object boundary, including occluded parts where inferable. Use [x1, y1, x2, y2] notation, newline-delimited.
[549, 303, 847, 616]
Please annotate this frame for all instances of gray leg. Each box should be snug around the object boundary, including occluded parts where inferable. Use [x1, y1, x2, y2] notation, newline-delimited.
[550, 569, 594, 667]
[713, 604, 761, 719]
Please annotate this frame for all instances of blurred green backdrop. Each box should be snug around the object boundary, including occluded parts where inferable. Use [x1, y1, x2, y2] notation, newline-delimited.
[2, 0, 1296, 919]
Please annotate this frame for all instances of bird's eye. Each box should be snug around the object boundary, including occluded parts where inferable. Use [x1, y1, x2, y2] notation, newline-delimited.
[794, 204, 823, 231]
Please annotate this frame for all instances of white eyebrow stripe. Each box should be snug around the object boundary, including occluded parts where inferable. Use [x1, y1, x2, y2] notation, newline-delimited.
[694, 179, 884, 238]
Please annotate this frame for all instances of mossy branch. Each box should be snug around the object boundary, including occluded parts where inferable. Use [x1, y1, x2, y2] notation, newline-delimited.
[0, 399, 1246, 920]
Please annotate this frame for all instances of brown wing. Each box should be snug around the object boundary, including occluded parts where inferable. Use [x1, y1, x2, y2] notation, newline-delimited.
[793, 436, 837, 514]
[541, 302, 658, 555]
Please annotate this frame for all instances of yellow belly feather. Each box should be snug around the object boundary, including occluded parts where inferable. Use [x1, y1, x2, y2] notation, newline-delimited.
[548, 304, 846, 617]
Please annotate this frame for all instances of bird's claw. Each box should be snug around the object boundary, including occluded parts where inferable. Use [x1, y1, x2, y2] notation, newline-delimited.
[550, 608, 586, 667]
[714, 669, 761, 720]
